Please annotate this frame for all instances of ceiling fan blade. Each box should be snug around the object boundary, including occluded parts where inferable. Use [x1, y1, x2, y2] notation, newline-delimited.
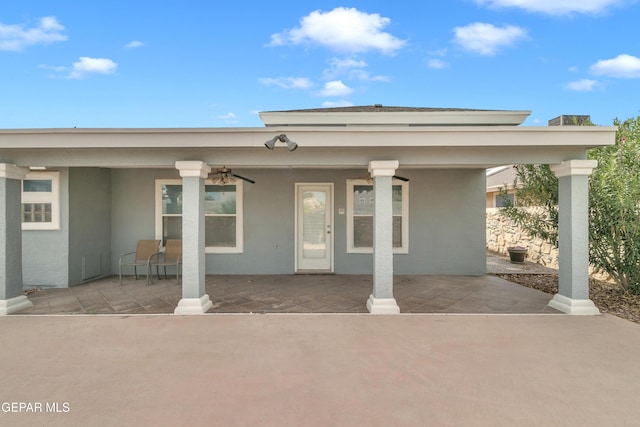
[393, 175, 410, 182]
[231, 173, 255, 184]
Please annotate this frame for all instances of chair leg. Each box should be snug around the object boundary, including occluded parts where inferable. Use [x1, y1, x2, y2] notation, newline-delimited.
[119, 265, 123, 286]
[134, 266, 138, 280]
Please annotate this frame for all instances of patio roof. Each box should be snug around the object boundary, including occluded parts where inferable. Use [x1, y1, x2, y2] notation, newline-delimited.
[0, 125, 617, 169]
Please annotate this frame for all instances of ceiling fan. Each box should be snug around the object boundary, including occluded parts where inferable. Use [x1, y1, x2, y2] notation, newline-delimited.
[208, 166, 255, 185]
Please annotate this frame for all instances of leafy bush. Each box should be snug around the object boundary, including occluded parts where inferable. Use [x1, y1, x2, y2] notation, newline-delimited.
[499, 116, 640, 293]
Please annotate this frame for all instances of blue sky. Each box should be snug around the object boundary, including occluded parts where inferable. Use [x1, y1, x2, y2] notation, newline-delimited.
[1, 0, 639, 128]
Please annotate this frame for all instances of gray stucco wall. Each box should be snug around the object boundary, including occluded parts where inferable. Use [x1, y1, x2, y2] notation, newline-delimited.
[110, 169, 171, 276]
[22, 168, 69, 288]
[110, 168, 486, 275]
[68, 168, 112, 285]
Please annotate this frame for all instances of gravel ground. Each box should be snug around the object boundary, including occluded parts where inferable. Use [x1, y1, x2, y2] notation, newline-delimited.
[496, 273, 640, 324]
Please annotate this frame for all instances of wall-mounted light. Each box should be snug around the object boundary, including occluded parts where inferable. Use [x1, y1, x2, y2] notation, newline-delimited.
[264, 134, 298, 151]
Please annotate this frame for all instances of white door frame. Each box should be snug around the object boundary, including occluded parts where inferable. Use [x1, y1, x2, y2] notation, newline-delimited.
[294, 183, 334, 273]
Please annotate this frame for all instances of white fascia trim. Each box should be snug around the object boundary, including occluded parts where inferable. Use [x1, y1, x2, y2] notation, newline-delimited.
[260, 110, 532, 126]
[0, 126, 617, 149]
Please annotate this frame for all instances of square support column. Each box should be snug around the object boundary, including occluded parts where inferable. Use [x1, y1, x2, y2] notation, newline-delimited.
[549, 160, 599, 315]
[174, 161, 213, 314]
[0, 164, 33, 315]
[366, 160, 400, 314]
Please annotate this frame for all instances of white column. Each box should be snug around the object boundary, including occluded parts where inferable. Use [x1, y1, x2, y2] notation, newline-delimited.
[549, 160, 600, 315]
[366, 160, 400, 314]
[174, 161, 213, 314]
[0, 164, 33, 315]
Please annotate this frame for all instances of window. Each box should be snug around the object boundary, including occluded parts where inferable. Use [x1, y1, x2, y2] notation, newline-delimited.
[155, 179, 243, 253]
[21, 171, 60, 230]
[346, 179, 408, 254]
[495, 192, 515, 208]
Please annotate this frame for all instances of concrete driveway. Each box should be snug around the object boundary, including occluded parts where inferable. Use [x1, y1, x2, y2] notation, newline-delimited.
[1, 314, 640, 426]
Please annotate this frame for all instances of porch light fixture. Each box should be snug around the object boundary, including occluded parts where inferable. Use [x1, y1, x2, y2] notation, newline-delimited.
[264, 134, 298, 151]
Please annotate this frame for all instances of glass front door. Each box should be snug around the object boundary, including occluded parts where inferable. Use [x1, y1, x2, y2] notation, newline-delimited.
[296, 184, 333, 271]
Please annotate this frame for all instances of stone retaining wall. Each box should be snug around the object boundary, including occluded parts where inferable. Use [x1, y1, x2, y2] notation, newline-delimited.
[486, 208, 559, 268]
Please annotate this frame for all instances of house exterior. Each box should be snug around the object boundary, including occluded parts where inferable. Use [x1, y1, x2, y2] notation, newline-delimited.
[0, 106, 616, 315]
[486, 165, 517, 208]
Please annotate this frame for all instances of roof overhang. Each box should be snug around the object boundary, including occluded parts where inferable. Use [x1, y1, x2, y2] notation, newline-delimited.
[0, 125, 617, 169]
[0, 125, 616, 148]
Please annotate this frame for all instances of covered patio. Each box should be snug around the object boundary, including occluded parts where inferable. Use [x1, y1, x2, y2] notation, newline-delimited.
[0, 107, 617, 316]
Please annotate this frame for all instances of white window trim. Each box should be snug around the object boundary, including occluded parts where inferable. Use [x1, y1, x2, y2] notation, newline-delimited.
[21, 171, 60, 231]
[346, 178, 409, 254]
[155, 179, 243, 254]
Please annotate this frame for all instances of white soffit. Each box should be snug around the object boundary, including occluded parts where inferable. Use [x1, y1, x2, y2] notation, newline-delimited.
[259, 110, 532, 126]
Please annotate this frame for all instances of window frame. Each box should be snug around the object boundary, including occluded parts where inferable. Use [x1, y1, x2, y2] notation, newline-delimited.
[346, 178, 409, 254]
[21, 171, 61, 231]
[155, 179, 243, 254]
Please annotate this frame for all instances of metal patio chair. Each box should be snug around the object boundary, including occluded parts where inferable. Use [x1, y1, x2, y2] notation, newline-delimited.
[118, 240, 161, 285]
[150, 239, 182, 284]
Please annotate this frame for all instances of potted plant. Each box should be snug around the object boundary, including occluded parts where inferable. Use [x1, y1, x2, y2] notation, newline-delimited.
[507, 246, 528, 264]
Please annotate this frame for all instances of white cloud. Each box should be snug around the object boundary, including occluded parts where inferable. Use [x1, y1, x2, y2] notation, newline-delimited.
[38, 64, 66, 72]
[125, 40, 144, 48]
[258, 77, 314, 89]
[589, 54, 640, 78]
[347, 69, 389, 81]
[474, 0, 626, 15]
[565, 79, 598, 91]
[0, 16, 67, 51]
[429, 48, 448, 57]
[69, 57, 117, 79]
[218, 112, 238, 123]
[331, 57, 368, 69]
[318, 80, 354, 97]
[322, 57, 388, 81]
[268, 7, 406, 54]
[452, 22, 527, 55]
[427, 58, 449, 69]
[321, 100, 355, 108]
[324, 57, 368, 78]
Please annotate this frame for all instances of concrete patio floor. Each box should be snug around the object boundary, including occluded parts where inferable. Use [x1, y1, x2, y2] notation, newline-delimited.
[16, 273, 560, 315]
[14, 254, 560, 315]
